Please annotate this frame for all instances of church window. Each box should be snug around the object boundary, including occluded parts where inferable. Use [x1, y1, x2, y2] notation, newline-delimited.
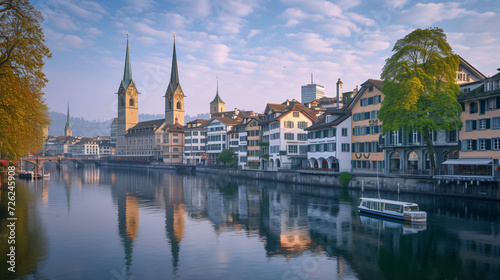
[177, 101, 181, 109]
[121, 97, 125, 107]
[169, 101, 172, 109]
[129, 98, 134, 106]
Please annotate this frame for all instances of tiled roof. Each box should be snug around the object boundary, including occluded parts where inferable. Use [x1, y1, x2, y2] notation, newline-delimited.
[304, 109, 351, 131]
[126, 119, 165, 135]
[164, 123, 184, 132]
[458, 84, 500, 102]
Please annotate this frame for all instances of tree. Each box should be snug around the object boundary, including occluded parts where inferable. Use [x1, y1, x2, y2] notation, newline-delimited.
[339, 171, 352, 188]
[0, 0, 51, 159]
[379, 27, 461, 172]
[218, 149, 237, 166]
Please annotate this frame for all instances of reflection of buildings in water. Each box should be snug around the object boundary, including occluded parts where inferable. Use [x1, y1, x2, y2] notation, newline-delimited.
[125, 195, 139, 239]
[182, 177, 209, 219]
[260, 190, 318, 257]
[81, 166, 100, 185]
[308, 202, 353, 250]
[163, 173, 185, 271]
[455, 227, 500, 277]
[42, 182, 49, 207]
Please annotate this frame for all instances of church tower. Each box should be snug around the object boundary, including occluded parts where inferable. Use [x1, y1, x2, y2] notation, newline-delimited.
[165, 36, 185, 126]
[64, 102, 72, 137]
[117, 34, 139, 155]
[209, 78, 225, 117]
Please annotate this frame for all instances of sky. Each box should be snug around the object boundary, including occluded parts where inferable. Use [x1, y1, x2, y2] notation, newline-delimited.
[34, 0, 500, 120]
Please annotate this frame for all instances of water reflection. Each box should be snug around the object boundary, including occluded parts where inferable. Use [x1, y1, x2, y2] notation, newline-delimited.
[9, 166, 500, 280]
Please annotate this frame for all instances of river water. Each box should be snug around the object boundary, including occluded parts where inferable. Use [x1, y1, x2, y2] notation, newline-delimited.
[1, 166, 499, 280]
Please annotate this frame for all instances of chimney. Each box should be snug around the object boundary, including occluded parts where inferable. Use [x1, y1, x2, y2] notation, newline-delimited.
[336, 78, 343, 108]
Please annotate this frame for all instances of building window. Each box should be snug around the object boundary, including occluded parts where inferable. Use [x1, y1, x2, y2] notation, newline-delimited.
[169, 101, 172, 109]
[284, 133, 294, 140]
[177, 102, 181, 109]
[479, 139, 487, 151]
[129, 98, 134, 106]
[493, 138, 500, 150]
[325, 115, 332, 123]
[341, 143, 349, 152]
[288, 145, 298, 154]
[173, 148, 179, 152]
[492, 117, 500, 129]
[298, 121, 308, 129]
[173, 139, 179, 143]
[368, 86, 373, 92]
[341, 128, 348, 136]
[487, 98, 496, 111]
[293, 112, 300, 118]
[297, 133, 307, 141]
[469, 102, 478, 114]
[284, 121, 294, 128]
[465, 120, 476, 131]
[478, 118, 490, 130]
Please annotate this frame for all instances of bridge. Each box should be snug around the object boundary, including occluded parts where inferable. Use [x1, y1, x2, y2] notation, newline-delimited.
[19, 156, 100, 171]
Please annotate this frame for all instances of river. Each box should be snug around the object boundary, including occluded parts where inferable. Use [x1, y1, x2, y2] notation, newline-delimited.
[1, 165, 499, 280]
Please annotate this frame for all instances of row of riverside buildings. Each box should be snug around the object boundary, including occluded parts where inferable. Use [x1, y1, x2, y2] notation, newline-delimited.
[46, 36, 500, 179]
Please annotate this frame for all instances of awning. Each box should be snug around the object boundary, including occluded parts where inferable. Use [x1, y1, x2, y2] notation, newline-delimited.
[442, 158, 493, 165]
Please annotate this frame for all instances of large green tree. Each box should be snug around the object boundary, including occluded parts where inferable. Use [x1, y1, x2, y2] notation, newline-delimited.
[218, 149, 237, 166]
[379, 27, 461, 172]
[0, 0, 51, 158]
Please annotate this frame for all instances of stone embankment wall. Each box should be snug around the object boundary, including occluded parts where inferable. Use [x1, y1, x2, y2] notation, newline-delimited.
[197, 167, 500, 201]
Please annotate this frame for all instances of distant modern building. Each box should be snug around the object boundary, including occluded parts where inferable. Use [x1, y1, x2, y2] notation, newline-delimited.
[301, 74, 325, 103]
[65, 102, 72, 137]
[110, 118, 118, 144]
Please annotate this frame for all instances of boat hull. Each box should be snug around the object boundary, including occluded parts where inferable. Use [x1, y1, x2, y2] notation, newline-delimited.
[358, 207, 405, 221]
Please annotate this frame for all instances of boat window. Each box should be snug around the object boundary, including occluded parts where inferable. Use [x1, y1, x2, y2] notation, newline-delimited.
[404, 206, 419, 212]
[385, 203, 402, 213]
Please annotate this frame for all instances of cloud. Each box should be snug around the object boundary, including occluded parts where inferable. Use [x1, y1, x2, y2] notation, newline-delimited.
[286, 33, 341, 54]
[280, 0, 343, 18]
[60, 1, 107, 21]
[121, 0, 156, 13]
[207, 44, 231, 65]
[247, 29, 261, 39]
[398, 2, 468, 26]
[384, 0, 408, 10]
[50, 13, 79, 31]
[44, 29, 87, 51]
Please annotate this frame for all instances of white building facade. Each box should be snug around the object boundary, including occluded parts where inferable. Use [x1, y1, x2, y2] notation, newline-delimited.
[305, 109, 352, 172]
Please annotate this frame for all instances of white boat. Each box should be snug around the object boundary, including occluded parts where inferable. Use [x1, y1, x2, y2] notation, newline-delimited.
[358, 197, 427, 223]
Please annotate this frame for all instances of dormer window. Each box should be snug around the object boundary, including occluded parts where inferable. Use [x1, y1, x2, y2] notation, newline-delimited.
[325, 115, 332, 123]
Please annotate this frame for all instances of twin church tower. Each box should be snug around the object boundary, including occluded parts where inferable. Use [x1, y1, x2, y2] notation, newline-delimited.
[116, 35, 185, 154]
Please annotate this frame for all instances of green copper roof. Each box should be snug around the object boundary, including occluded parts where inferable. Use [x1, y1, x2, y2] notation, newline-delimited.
[167, 39, 181, 93]
[65, 102, 71, 130]
[210, 80, 224, 104]
[122, 35, 133, 89]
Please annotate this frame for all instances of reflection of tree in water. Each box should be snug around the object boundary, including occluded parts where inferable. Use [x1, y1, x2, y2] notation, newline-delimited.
[217, 182, 239, 197]
[0, 181, 48, 279]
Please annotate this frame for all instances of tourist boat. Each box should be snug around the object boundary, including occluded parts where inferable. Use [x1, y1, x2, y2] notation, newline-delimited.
[358, 197, 427, 223]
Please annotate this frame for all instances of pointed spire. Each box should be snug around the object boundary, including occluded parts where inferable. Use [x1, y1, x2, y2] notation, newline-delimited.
[211, 77, 224, 104]
[122, 33, 133, 89]
[65, 102, 71, 130]
[168, 34, 181, 93]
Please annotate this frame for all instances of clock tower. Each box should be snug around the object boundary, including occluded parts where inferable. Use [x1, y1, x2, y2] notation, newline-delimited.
[116, 34, 139, 155]
[165, 37, 185, 126]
